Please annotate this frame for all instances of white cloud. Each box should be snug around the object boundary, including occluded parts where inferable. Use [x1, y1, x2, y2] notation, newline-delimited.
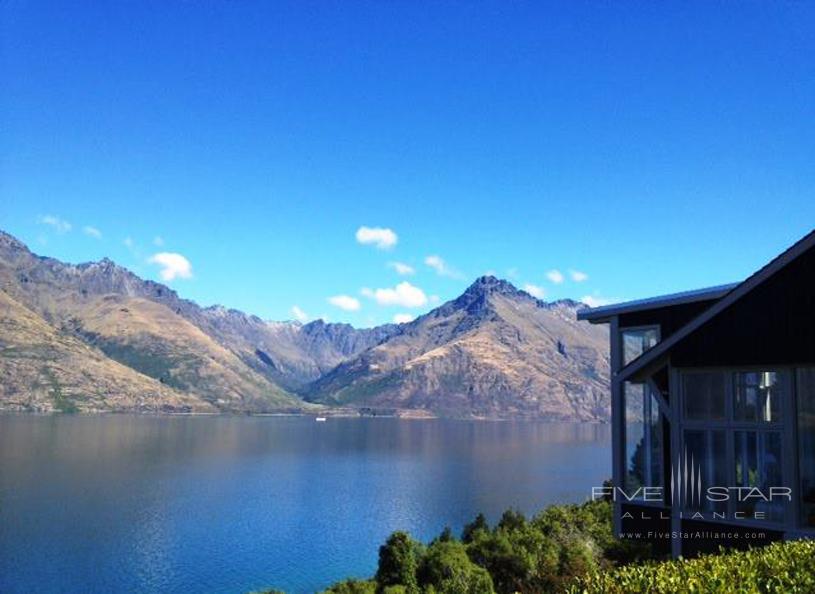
[291, 305, 309, 323]
[83, 226, 102, 239]
[148, 252, 193, 281]
[546, 269, 564, 284]
[328, 295, 361, 311]
[570, 270, 589, 282]
[523, 283, 546, 299]
[153, 236, 165, 246]
[388, 261, 415, 276]
[38, 215, 72, 234]
[123, 237, 134, 248]
[580, 295, 616, 308]
[356, 226, 398, 250]
[393, 313, 415, 324]
[429, 294, 441, 304]
[361, 281, 428, 308]
[425, 255, 463, 279]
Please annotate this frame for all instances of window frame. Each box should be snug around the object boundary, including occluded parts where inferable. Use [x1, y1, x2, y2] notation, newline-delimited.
[620, 325, 661, 367]
[622, 381, 668, 507]
[676, 366, 798, 531]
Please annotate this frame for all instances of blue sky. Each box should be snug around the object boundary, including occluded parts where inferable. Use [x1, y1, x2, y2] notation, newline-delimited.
[2, 2, 813, 326]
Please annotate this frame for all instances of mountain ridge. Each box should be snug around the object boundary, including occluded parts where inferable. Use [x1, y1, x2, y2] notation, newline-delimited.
[0, 230, 609, 419]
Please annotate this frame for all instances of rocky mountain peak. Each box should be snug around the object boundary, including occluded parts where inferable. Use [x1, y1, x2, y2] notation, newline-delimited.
[465, 275, 523, 298]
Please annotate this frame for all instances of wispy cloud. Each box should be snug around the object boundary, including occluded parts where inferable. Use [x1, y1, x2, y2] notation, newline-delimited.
[38, 215, 72, 234]
[148, 252, 193, 281]
[425, 255, 463, 279]
[83, 226, 102, 239]
[546, 269, 564, 284]
[393, 313, 415, 324]
[580, 295, 617, 308]
[328, 295, 361, 311]
[388, 261, 415, 276]
[523, 283, 546, 299]
[356, 226, 398, 250]
[570, 269, 589, 282]
[153, 236, 165, 246]
[361, 281, 428, 308]
[291, 305, 309, 322]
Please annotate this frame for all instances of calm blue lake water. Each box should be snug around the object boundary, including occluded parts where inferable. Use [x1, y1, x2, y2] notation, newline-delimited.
[0, 415, 610, 593]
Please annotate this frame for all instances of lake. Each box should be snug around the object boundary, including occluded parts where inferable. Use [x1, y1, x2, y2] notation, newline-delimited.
[0, 415, 611, 593]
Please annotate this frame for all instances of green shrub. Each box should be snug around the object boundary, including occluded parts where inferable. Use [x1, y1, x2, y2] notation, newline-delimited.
[375, 531, 424, 593]
[418, 540, 495, 594]
[568, 539, 815, 594]
[321, 579, 377, 593]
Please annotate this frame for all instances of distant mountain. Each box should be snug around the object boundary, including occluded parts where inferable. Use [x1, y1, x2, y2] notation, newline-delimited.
[0, 230, 390, 412]
[306, 276, 610, 420]
[0, 230, 609, 419]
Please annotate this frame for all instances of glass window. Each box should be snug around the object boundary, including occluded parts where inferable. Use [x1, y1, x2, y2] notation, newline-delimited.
[734, 430, 784, 522]
[734, 371, 785, 423]
[624, 382, 664, 500]
[622, 327, 660, 366]
[683, 372, 726, 421]
[798, 368, 815, 528]
[683, 430, 727, 512]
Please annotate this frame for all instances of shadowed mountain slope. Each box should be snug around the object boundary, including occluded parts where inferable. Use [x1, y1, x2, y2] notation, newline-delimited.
[306, 276, 610, 420]
[0, 231, 609, 419]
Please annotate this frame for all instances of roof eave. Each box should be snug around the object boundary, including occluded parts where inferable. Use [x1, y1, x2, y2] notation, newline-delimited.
[576, 283, 739, 324]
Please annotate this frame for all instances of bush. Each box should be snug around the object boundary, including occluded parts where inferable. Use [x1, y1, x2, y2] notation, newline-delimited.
[418, 540, 495, 594]
[568, 539, 815, 594]
[375, 531, 423, 593]
[321, 579, 377, 593]
[312, 499, 657, 594]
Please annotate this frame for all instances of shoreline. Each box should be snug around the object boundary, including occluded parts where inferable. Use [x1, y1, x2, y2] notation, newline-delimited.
[0, 408, 610, 423]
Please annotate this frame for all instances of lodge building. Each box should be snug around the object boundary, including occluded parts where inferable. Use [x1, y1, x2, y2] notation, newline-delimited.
[578, 230, 815, 556]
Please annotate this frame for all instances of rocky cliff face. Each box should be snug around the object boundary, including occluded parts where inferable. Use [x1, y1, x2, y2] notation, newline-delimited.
[0, 230, 609, 419]
[306, 276, 610, 420]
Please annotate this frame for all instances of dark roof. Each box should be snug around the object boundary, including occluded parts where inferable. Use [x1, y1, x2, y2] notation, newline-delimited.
[577, 283, 738, 323]
[618, 229, 815, 381]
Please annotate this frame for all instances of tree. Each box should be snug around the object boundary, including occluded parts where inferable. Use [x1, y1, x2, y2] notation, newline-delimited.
[461, 513, 489, 543]
[375, 531, 421, 593]
[433, 526, 454, 544]
[321, 579, 377, 594]
[418, 540, 495, 594]
[496, 509, 526, 532]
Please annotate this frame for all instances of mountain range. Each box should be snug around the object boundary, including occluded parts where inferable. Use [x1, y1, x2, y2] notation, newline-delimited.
[0, 230, 610, 420]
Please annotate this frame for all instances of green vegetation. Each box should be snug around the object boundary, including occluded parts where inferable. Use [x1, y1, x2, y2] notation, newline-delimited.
[254, 499, 815, 593]
[569, 539, 815, 594]
[90, 339, 193, 391]
[307, 500, 653, 594]
[41, 366, 78, 413]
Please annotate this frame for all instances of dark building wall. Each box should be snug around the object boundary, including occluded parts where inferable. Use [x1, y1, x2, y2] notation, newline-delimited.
[619, 299, 721, 339]
[672, 246, 815, 368]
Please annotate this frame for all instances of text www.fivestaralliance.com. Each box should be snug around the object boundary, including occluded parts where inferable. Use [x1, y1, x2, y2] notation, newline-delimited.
[622, 531, 767, 540]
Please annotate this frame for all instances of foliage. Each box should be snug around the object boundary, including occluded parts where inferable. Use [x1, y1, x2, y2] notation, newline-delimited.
[313, 499, 654, 594]
[375, 531, 423, 593]
[417, 540, 494, 594]
[280, 500, 815, 594]
[321, 579, 377, 593]
[568, 539, 815, 594]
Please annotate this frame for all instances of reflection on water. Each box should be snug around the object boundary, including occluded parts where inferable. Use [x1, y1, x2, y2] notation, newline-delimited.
[0, 415, 610, 594]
